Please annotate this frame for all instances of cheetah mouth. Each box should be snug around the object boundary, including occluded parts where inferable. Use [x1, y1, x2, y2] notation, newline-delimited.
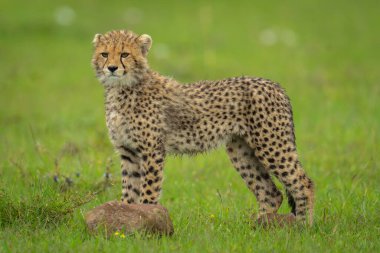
[107, 74, 123, 78]
[106, 73, 127, 78]
[100, 72, 134, 86]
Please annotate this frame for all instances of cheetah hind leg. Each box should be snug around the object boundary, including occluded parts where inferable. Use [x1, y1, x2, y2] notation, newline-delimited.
[226, 137, 283, 217]
[245, 137, 315, 225]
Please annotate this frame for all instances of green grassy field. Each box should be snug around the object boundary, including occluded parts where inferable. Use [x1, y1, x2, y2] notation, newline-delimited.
[1, 0, 379, 252]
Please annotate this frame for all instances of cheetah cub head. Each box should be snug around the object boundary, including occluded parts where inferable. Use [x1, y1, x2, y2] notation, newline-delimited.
[91, 30, 152, 86]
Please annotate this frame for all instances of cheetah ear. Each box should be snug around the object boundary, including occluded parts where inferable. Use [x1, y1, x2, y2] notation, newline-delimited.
[136, 34, 152, 56]
[92, 33, 103, 45]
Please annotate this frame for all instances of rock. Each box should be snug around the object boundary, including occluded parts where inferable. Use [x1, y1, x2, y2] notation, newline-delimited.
[252, 213, 297, 228]
[85, 201, 174, 237]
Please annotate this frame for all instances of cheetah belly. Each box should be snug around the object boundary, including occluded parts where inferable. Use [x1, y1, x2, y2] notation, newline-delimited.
[164, 128, 231, 155]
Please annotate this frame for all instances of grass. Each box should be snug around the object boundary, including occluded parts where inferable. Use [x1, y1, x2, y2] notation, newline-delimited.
[0, 0, 379, 252]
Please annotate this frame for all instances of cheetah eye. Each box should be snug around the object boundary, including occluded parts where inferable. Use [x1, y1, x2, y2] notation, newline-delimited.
[121, 52, 129, 58]
[101, 52, 108, 58]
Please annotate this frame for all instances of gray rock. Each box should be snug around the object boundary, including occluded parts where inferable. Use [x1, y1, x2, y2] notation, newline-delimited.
[85, 201, 174, 236]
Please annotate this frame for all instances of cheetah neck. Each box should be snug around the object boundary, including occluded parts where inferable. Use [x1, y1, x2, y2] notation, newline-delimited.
[104, 69, 174, 112]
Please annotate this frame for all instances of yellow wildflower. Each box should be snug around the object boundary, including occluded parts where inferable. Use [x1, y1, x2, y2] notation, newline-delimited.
[120, 233, 126, 238]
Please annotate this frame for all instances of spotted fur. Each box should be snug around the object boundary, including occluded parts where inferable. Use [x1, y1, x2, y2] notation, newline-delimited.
[91, 30, 315, 225]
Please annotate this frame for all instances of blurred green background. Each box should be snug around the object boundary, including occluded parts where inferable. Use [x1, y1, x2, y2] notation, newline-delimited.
[0, 0, 379, 252]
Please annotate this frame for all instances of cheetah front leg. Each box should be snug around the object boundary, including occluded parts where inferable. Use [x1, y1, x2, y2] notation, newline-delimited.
[139, 147, 165, 204]
[118, 146, 143, 204]
[226, 137, 283, 217]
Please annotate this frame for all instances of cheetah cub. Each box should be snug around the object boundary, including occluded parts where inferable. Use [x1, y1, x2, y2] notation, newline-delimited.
[91, 30, 315, 225]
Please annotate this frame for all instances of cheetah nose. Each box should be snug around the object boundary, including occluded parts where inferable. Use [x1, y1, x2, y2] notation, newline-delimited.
[108, 66, 118, 73]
